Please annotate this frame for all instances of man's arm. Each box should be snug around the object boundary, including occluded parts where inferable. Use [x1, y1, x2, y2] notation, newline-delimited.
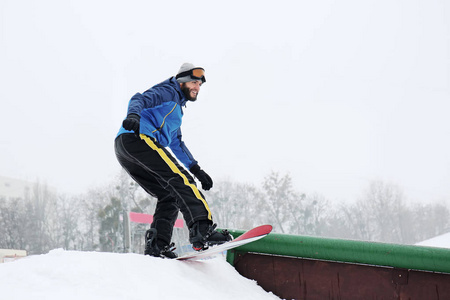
[169, 129, 213, 190]
[169, 128, 197, 169]
[127, 86, 175, 116]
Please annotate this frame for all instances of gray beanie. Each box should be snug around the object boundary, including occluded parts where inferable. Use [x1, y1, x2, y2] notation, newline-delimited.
[176, 63, 206, 83]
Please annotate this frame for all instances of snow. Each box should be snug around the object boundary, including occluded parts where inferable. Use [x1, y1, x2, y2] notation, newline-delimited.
[0, 249, 280, 300]
[416, 232, 450, 249]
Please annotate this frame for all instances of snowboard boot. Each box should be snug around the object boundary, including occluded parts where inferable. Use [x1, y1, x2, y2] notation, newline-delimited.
[189, 220, 232, 251]
[144, 228, 178, 259]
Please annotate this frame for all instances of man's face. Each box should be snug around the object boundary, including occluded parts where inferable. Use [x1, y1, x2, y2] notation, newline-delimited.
[180, 80, 202, 101]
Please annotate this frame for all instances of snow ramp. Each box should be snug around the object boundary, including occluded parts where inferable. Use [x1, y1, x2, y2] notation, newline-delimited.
[0, 249, 280, 300]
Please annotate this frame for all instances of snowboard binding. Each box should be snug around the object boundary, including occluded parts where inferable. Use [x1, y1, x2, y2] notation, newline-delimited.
[144, 228, 178, 259]
[189, 221, 232, 251]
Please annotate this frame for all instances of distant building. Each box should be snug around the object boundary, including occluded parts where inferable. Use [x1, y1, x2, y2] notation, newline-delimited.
[0, 175, 33, 198]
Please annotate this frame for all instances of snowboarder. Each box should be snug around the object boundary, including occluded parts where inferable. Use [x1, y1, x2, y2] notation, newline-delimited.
[115, 63, 231, 258]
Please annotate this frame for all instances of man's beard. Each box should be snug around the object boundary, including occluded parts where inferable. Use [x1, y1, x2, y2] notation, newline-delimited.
[181, 85, 197, 101]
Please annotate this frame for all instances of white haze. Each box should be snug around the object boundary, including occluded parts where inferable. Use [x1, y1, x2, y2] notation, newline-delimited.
[1, 0, 449, 204]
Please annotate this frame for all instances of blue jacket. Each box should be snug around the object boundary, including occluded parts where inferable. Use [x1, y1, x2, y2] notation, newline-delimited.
[117, 77, 198, 169]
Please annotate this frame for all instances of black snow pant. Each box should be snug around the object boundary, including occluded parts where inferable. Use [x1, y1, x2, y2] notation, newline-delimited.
[114, 133, 212, 245]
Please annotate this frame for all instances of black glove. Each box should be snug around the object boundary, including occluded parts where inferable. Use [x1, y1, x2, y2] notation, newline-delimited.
[190, 164, 213, 191]
[122, 114, 140, 133]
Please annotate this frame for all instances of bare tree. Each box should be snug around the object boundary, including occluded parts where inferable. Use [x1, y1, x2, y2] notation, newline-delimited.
[260, 171, 297, 233]
[331, 180, 408, 243]
[208, 180, 262, 230]
[0, 197, 28, 250]
[299, 193, 329, 236]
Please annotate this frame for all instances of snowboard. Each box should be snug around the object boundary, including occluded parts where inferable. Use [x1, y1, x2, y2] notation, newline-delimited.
[176, 224, 272, 261]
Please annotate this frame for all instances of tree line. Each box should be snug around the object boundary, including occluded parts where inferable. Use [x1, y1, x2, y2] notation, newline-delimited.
[0, 171, 448, 255]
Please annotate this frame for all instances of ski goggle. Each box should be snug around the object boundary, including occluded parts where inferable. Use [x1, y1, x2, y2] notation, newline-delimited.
[176, 68, 206, 83]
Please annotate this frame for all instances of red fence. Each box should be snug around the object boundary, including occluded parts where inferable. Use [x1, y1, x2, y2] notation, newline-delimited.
[128, 212, 184, 228]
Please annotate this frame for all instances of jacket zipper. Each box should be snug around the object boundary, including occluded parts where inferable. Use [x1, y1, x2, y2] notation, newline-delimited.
[152, 103, 178, 133]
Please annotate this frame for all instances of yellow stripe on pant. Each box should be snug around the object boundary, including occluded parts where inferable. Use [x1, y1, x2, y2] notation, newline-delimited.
[140, 134, 212, 221]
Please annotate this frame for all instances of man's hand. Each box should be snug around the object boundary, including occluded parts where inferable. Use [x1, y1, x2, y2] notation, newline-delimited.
[122, 114, 140, 133]
[190, 164, 213, 191]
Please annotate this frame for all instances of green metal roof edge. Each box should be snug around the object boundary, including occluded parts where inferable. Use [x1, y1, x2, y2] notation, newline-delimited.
[224, 229, 450, 274]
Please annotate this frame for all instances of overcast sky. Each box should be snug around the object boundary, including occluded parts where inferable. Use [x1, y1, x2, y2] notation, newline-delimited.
[1, 0, 449, 204]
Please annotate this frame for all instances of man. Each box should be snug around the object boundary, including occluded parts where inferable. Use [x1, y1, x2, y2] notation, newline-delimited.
[115, 63, 231, 258]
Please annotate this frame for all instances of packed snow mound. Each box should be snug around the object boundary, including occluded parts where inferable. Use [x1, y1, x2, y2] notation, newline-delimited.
[416, 232, 450, 249]
[0, 249, 280, 300]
